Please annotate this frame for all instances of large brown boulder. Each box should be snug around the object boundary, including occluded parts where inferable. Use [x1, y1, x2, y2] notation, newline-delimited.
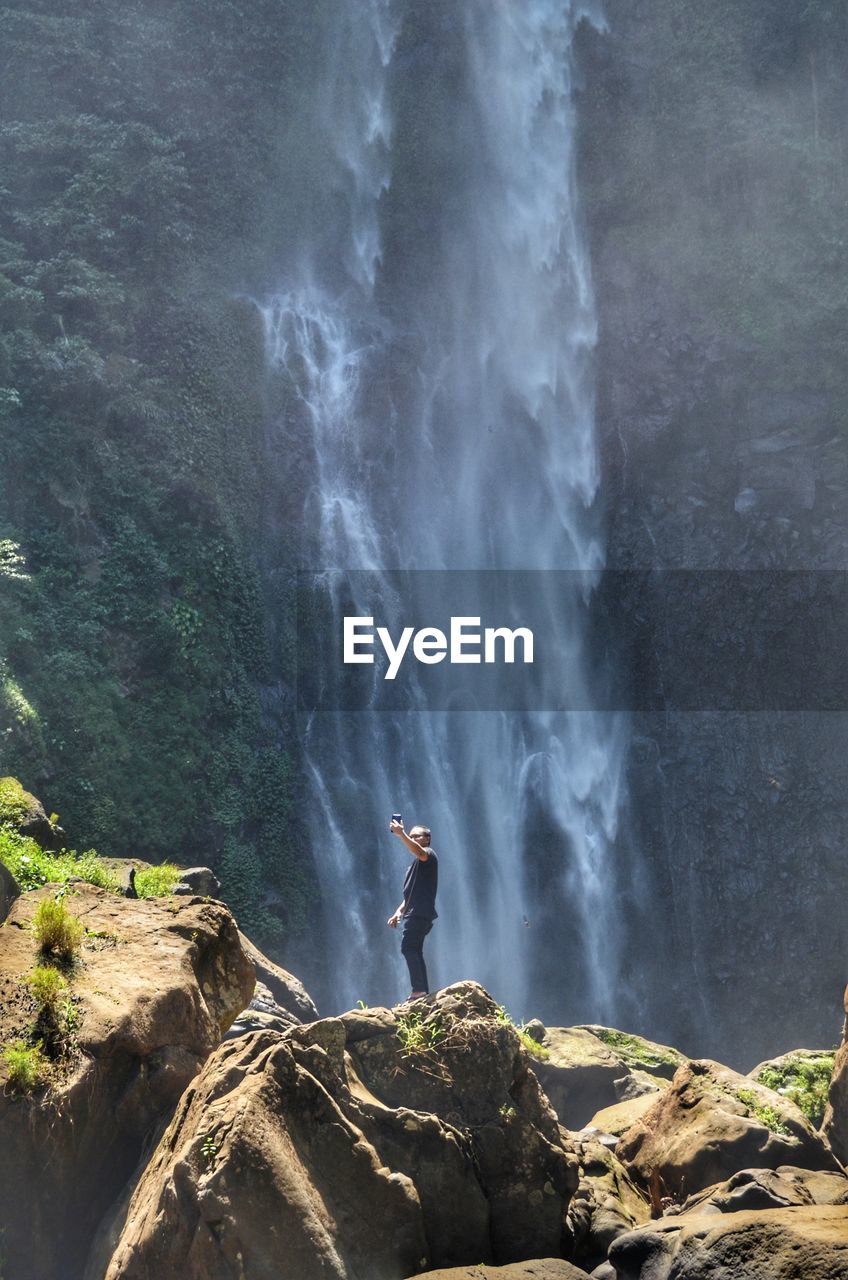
[531, 1026, 672, 1130]
[415, 1264, 589, 1279]
[607, 1205, 848, 1279]
[823, 1039, 848, 1166]
[616, 1059, 841, 1200]
[0, 884, 255, 1280]
[678, 1165, 848, 1216]
[105, 982, 580, 1278]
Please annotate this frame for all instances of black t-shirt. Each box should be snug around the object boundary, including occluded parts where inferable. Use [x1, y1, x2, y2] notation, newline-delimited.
[402, 849, 438, 921]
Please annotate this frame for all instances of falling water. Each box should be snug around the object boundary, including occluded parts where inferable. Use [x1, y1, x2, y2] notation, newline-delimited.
[259, 0, 628, 1022]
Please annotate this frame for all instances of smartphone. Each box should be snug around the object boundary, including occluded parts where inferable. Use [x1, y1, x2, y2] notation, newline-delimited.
[391, 812, 402, 824]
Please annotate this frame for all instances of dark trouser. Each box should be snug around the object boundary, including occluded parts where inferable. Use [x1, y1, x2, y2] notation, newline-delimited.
[401, 915, 433, 992]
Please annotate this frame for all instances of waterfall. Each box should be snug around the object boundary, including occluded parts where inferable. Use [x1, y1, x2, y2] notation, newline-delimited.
[259, 0, 628, 1024]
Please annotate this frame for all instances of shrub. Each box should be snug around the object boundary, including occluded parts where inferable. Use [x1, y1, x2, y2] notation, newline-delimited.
[32, 898, 84, 959]
[134, 863, 182, 897]
[3, 1040, 45, 1092]
[756, 1054, 836, 1128]
[0, 828, 118, 892]
[25, 965, 67, 1011]
[0, 776, 31, 826]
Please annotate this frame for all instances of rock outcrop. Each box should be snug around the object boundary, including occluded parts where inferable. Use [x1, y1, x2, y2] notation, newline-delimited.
[239, 929, 319, 1023]
[415, 1264, 590, 1279]
[0, 884, 255, 1280]
[0, 775, 64, 849]
[823, 1037, 848, 1166]
[608, 1205, 848, 1279]
[105, 982, 580, 1279]
[567, 1133, 650, 1271]
[677, 1166, 848, 1216]
[532, 1026, 675, 1129]
[0, 856, 20, 922]
[616, 1059, 841, 1199]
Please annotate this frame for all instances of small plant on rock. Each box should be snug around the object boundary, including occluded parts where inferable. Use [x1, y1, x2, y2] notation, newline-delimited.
[32, 898, 84, 960]
[3, 1040, 46, 1092]
[134, 863, 182, 898]
[25, 965, 67, 1012]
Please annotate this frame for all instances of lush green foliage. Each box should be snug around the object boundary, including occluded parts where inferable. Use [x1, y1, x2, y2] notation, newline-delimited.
[756, 1053, 836, 1127]
[2, 1039, 46, 1092]
[134, 862, 181, 898]
[31, 898, 84, 959]
[0, 826, 116, 891]
[0, 2, 315, 945]
[0, 776, 30, 826]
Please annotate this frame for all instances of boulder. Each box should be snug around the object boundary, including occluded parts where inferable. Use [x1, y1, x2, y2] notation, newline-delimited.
[0, 856, 20, 922]
[616, 1060, 842, 1200]
[415, 1264, 590, 1279]
[224, 979, 300, 1038]
[0, 775, 64, 849]
[105, 982, 580, 1278]
[567, 1133, 651, 1271]
[587, 1091, 666, 1139]
[0, 884, 255, 1280]
[578, 1027, 686, 1082]
[678, 1165, 848, 1216]
[171, 865, 221, 897]
[823, 1039, 848, 1166]
[532, 1027, 676, 1130]
[238, 929, 319, 1022]
[608, 1205, 848, 1279]
[532, 1027, 633, 1128]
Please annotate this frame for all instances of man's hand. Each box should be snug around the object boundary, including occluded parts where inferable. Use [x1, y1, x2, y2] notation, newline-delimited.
[389, 819, 404, 837]
[387, 911, 401, 928]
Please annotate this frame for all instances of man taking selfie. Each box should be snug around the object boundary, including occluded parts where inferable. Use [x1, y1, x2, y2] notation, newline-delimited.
[387, 818, 438, 1001]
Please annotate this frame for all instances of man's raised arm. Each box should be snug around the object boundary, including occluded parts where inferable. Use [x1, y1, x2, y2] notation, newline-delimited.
[389, 819, 429, 860]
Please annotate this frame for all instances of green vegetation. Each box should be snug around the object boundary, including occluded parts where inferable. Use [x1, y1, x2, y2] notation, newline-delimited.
[755, 1053, 836, 1128]
[0, 777, 31, 827]
[495, 1006, 550, 1061]
[0, 1, 316, 945]
[0, 827, 117, 892]
[590, 1027, 680, 1074]
[200, 1134, 219, 1166]
[32, 898, 84, 960]
[25, 964, 67, 1012]
[737, 1086, 792, 1136]
[134, 863, 182, 898]
[2, 1039, 46, 1092]
[395, 1008, 447, 1056]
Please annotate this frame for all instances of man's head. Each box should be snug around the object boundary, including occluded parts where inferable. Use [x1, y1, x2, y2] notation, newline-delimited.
[410, 825, 431, 847]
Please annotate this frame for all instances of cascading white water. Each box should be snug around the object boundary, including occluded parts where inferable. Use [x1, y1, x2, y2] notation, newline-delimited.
[260, 0, 628, 1022]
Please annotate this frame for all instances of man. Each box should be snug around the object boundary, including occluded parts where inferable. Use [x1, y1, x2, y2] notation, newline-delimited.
[387, 818, 438, 1001]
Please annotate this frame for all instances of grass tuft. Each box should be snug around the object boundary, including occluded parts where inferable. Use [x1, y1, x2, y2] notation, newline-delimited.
[32, 898, 84, 960]
[134, 863, 182, 897]
[3, 1040, 46, 1092]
